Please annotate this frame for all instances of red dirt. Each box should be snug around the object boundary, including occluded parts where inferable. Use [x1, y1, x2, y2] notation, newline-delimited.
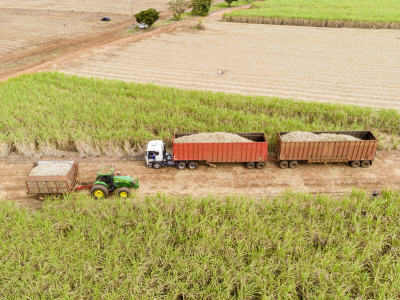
[1, 150, 399, 209]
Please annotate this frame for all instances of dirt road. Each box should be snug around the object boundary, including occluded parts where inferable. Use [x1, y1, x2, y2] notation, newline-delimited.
[1, 150, 399, 209]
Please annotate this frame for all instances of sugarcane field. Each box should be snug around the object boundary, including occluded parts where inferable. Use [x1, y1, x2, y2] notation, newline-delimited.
[1, 0, 400, 298]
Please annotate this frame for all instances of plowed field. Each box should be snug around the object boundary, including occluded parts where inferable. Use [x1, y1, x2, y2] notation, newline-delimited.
[59, 20, 400, 109]
[0, 9, 128, 59]
[0, 0, 169, 15]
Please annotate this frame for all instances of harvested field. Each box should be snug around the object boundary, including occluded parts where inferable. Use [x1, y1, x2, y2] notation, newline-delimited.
[174, 132, 254, 143]
[0, 8, 128, 58]
[0, 0, 170, 15]
[58, 20, 400, 110]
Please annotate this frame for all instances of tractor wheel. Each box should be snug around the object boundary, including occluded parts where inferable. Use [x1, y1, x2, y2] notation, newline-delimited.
[188, 161, 197, 170]
[116, 187, 131, 198]
[256, 162, 265, 169]
[289, 161, 298, 169]
[361, 161, 370, 168]
[246, 162, 255, 169]
[350, 161, 360, 168]
[36, 194, 46, 201]
[279, 161, 288, 169]
[153, 162, 161, 169]
[177, 162, 186, 170]
[91, 185, 109, 199]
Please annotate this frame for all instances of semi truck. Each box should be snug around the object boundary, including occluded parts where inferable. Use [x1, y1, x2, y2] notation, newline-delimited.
[145, 131, 378, 170]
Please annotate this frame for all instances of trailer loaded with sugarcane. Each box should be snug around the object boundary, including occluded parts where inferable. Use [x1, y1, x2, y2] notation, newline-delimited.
[145, 131, 378, 169]
[25, 161, 139, 200]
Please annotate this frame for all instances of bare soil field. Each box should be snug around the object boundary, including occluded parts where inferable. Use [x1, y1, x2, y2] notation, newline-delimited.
[1, 150, 399, 209]
[0, 0, 170, 15]
[0, 8, 129, 60]
[58, 20, 400, 109]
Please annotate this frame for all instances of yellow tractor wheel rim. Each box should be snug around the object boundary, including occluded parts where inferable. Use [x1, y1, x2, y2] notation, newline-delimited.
[120, 191, 128, 197]
[94, 190, 104, 197]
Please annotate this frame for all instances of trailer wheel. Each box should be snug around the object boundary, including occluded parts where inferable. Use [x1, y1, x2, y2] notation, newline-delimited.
[116, 187, 131, 198]
[289, 161, 298, 169]
[360, 161, 370, 168]
[177, 162, 186, 170]
[256, 162, 265, 169]
[188, 161, 197, 170]
[246, 162, 255, 169]
[91, 185, 109, 199]
[36, 194, 46, 201]
[279, 161, 288, 169]
[350, 161, 360, 168]
[153, 162, 161, 169]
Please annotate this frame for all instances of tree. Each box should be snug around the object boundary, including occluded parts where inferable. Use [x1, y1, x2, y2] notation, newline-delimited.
[134, 8, 160, 28]
[224, 0, 238, 6]
[168, 0, 189, 20]
[189, 0, 212, 16]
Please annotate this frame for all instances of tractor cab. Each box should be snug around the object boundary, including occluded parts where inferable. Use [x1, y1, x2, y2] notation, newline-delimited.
[90, 166, 139, 199]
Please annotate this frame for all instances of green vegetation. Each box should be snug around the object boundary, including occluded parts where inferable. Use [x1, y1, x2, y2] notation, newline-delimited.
[134, 8, 160, 28]
[223, 0, 400, 28]
[190, 0, 212, 16]
[0, 72, 399, 156]
[211, 0, 254, 11]
[1, 190, 400, 298]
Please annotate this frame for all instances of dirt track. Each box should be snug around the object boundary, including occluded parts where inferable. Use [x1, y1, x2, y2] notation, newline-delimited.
[58, 20, 400, 109]
[1, 150, 399, 209]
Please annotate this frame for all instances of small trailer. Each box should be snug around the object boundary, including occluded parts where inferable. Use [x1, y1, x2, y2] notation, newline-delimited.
[25, 161, 80, 200]
[146, 132, 269, 170]
[26, 161, 139, 200]
[273, 130, 378, 168]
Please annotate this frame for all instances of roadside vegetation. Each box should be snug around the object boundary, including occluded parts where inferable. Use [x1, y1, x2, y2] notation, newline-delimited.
[223, 0, 400, 29]
[0, 72, 399, 157]
[1, 190, 400, 298]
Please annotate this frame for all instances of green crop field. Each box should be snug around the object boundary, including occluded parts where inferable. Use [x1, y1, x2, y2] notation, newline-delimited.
[0, 72, 399, 157]
[1, 191, 400, 298]
[223, 0, 400, 28]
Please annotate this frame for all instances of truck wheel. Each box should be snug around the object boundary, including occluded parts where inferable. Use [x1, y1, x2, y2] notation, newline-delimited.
[91, 185, 109, 199]
[153, 162, 161, 169]
[246, 162, 255, 169]
[115, 187, 131, 198]
[350, 161, 360, 168]
[361, 161, 370, 168]
[177, 162, 186, 170]
[36, 194, 46, 201]
[279, 161, 288, 169]
[256, 162, 265, 169]
[188, 161, 197, 170]
[289, 161, 298, 169]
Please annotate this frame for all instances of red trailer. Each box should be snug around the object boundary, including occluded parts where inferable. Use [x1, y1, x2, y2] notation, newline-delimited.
[273, 130, 378, 168]
[145, 132, 269, 169]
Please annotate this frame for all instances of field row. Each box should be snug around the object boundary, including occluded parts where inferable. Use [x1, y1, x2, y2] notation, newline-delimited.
[58, 21, 400, 109]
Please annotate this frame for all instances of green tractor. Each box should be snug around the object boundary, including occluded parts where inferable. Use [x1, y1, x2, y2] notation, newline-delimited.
[90, 166, 139, 199]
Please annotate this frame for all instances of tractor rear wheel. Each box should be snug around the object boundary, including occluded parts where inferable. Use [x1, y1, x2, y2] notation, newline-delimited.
[91, 185, 109, 199]
[116, 187, 131, 198]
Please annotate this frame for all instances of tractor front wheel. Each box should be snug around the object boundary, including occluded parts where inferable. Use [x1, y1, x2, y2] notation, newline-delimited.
[91, 185, 109, 199]
[116, 187, 131, 198]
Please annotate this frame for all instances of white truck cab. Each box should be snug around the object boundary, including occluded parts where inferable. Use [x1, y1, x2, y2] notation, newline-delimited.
[145, 140, 175, 169]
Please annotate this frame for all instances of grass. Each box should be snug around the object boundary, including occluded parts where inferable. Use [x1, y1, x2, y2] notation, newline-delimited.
[1, 190, 400, 298]
[0, 72, 399, 157]
[210, 0, 255, 12]
[223, 0, 400, 28]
